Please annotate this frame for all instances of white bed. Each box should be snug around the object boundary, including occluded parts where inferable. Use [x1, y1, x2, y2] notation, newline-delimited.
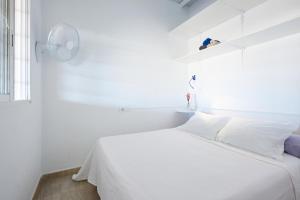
[73, 128, 300, 200]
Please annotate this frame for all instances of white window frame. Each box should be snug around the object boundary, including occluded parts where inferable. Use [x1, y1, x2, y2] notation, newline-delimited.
[9, 0, 14, 102]
[0, 0, 31, 103]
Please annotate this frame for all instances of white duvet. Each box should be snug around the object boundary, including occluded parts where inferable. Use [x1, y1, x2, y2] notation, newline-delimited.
[73, 129, 300, 200]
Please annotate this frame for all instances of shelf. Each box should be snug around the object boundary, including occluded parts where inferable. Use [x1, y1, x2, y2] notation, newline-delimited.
[230, 17, 300, 48]
[170, 0, 268, 38]
[176, 109, 196, 114]
[176, 17, 300, 64]
[176, 43, 238, 63]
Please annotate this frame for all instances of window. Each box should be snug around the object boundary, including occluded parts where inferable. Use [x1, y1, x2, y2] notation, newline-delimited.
[14, 0, 30, 100]
[0, 0, 30, 102]
[0, 0, 9, 100]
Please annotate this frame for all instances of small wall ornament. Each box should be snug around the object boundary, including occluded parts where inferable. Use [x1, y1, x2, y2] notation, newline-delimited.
[186, 75, 197, 110]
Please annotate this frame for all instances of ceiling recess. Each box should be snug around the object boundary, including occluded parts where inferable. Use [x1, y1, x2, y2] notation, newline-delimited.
[170, 0, 197, 7]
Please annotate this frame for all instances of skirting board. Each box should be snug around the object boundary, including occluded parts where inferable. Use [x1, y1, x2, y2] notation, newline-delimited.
[32, 167, 80, 200]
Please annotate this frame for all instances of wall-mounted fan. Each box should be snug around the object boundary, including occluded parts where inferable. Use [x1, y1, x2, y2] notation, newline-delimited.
[35, 23, 80, 62]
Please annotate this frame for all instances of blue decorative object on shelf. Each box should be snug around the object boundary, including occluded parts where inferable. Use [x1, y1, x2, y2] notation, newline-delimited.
[203, 38, 212, 46]
[199, 38, 221, 51]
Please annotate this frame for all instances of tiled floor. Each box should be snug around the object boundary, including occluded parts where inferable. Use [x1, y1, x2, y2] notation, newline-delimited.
[34, 173, 100, 200]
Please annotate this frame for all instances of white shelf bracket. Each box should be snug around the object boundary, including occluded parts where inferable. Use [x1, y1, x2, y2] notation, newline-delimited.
[241, 13, 245, 36]
[241, 48, 246, 68]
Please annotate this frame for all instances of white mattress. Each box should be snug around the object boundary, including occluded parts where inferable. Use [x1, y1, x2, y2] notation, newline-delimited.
[73, 129, 300, 200]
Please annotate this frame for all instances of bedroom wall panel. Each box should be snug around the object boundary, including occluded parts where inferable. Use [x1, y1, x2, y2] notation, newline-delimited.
[41, 0, 189, 173]
[0, 0, 43, 199]
[189, 0, 300, 115]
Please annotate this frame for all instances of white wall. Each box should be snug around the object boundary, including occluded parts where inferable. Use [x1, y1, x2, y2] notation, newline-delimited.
[41, 0, 189, 173]
[0, 0, 43, 199]
[41, 0, 300, 174]
[189, 0, 300, 115]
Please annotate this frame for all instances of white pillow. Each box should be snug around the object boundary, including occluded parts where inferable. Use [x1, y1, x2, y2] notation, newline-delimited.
[177, 112, 230, 140]
[217, 118, 298, 160]
[293, 125, 300, 135]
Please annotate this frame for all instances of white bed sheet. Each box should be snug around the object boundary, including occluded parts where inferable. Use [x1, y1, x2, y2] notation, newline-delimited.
[73, 129, 300, 200]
